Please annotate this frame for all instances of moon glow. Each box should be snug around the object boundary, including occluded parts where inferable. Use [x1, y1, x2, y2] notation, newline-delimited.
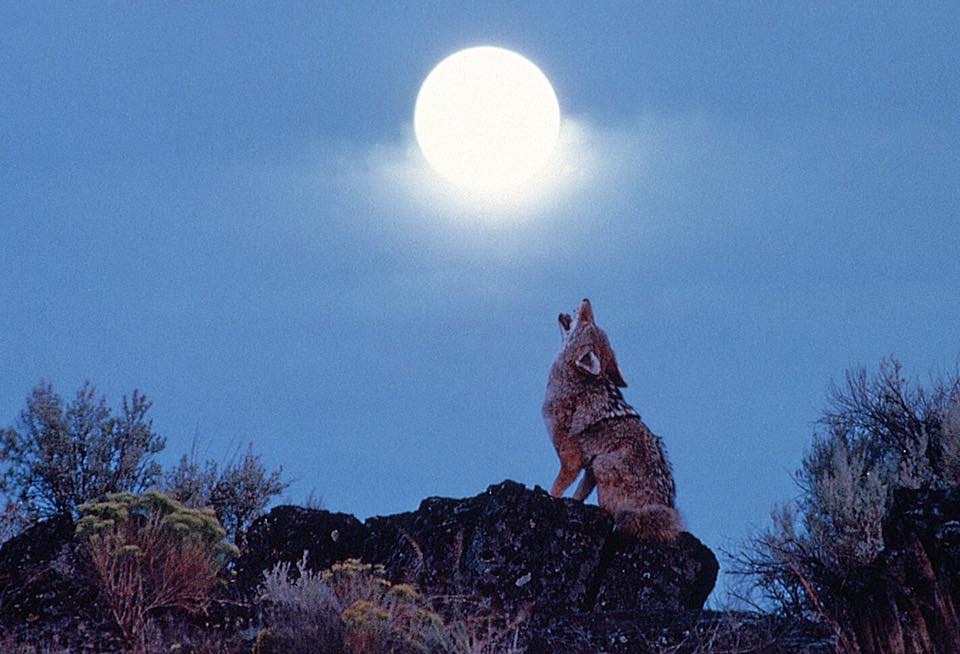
[414, 47, 561, 192]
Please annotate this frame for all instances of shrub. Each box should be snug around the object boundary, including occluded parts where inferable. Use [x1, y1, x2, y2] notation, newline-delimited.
[162, 444, 287, 549]
[256, 554, 525, 654]
[76, 492, 238, 645]
[256, 555, 453, 654]
[798, 430, 889, 567]
[431, 599, 525, 654]
[729, 357, 960, 650]
[0, 497, 27, 543]
[1, 382, 165, 524]
[256, 553, 343, 653]
[817, 358, 958, 489]
[940, 396, 960, 486]
[162, 453, 219, 511]
[210, 446, 287, 548]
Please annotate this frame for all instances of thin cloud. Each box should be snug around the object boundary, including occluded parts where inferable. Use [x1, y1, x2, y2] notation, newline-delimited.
[237, 111, 741, 319]
[362, 118, 605, 225]
[347, 115, 711, 216]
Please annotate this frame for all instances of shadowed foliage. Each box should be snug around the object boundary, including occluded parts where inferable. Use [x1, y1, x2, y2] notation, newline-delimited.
[730, 357, 960, 653]
[162, 444, 288, 549]
[1, 382, 165, 527]
[255, 555, 523, 654]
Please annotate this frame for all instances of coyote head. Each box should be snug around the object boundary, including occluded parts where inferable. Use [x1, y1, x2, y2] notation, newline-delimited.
[556, 298, 627, 388]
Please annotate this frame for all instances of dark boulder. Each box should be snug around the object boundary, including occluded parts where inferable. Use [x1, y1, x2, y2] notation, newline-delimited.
[0, 514, 85, 625]
[592, 531, 717, 612]
[236, 481, 838, 652]
[0, 513, 117, 652]
[234, 505, 366, 595]
[363, 480, 615, 611]
[236, 480, 718, 614]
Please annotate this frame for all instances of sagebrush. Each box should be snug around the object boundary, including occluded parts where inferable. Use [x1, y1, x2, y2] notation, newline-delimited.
[729, 357, 960, 651]
[256, 554, 523, 654]
[1, 382, 165, 524]
[163, 444, 287, 548]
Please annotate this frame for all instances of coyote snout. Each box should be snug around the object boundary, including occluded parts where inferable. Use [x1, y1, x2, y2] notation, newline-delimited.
[542, 299, 682, 542]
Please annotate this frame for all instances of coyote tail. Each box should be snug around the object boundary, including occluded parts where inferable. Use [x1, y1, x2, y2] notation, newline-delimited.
[615, 504, 682, 543]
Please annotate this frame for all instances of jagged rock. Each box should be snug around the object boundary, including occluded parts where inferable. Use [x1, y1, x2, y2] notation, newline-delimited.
[236, 482, 837, 651]
[0, 514, 82, 623]
[0, 513, 118, 652]
[236, 480, 719, 614]
[236, 505, 367, 594]
[362, 480, 615, 611]
[592, 531, 717, 612]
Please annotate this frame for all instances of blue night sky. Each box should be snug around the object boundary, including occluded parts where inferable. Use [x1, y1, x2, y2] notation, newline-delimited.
[2, 3, 958, 595]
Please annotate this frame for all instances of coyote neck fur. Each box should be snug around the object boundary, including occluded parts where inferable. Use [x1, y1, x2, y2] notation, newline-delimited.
[543, 373, 639, 440]
[599, 379, 640, 423]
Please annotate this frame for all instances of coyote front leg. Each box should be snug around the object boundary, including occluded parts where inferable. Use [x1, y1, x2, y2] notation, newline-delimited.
[550, 439, 583, 497]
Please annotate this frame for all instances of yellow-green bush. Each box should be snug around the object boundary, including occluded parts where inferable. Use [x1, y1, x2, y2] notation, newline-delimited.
[76, 491, 238, 645]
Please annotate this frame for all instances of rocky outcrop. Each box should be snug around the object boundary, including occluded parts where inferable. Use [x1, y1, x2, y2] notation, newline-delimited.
[0, 513, 77, 625]
[1, 481, 835, 652]
[236, 480, 718, 614]
[237, 480, 834, 652]
[0, 513, 119, 652]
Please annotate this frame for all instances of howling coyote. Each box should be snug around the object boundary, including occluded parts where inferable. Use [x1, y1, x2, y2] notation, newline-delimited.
[542, 299, 681, 542]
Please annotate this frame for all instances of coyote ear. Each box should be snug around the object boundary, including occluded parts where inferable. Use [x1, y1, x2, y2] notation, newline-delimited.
[608, 362, 628, 388]
[576, 350, 602, 376]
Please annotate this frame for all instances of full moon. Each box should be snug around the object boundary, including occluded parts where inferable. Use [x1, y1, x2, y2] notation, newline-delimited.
[414, 47, 561, 192]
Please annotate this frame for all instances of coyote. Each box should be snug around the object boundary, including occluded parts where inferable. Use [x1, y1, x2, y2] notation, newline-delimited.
[542, 299, 682, 542]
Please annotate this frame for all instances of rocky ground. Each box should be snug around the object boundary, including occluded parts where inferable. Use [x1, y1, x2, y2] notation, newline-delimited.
[1, 480, 836, 652]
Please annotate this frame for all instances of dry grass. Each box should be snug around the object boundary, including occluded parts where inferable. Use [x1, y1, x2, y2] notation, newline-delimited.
[431, 595, 527, 654]
[255, 553, 528, 654]
[85, 511, 221, 645]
